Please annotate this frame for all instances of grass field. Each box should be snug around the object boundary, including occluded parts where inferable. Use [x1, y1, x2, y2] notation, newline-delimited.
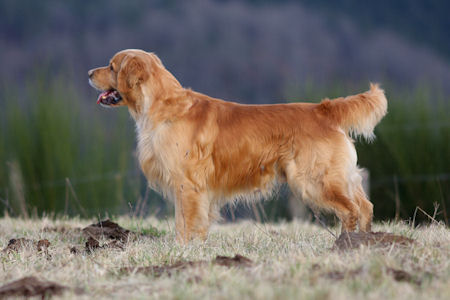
[1, 217, 449, 299]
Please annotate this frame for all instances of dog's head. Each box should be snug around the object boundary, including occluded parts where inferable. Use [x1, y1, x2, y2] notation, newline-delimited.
[88, 49, 179, 114]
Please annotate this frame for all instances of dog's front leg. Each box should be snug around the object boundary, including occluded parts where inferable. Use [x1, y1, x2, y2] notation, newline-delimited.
[174, 182, 210, 244]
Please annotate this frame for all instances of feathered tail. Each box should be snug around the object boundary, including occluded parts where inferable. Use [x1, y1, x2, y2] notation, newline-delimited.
[318, 83, 388, 140]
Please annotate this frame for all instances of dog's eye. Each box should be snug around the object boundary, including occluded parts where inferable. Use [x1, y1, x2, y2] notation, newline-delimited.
[110, 65, 114, 71]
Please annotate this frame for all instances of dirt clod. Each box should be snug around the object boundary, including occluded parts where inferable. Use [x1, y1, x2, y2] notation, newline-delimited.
[84, 236, 125, 254]
[322, 268, 362, 280]
[85, 237, 100, 252]
[121, 260, 206, 277]
[82, 219, 131, 242]
[320, 267, 421, 285]
[333, 232, 414, 251]
[2, 238, 34, 252]
[387, 267, 421, 285]
[120, 254, 252, 277]
[104, 240, 126, 250]
[37, 239, 51, 252]
[37, 239, 52, 259]
[213, 254, 253, 267]
[3, 238, 51, 256]
[0, 276, 67, 298]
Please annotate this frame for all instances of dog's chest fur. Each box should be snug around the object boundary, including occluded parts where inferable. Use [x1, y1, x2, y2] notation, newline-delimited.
[135, 116, 175, 197]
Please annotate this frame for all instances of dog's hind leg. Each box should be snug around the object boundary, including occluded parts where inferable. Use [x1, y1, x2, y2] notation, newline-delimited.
[174, 182, 210, 244]
[285, 160, 360, 232]
[320, 179, 360, 232]
[354, 184, 373, 232]
[287, 173, 359, 232]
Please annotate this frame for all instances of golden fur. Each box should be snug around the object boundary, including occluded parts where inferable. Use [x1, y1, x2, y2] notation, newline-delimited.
[89, 49, 388, 243]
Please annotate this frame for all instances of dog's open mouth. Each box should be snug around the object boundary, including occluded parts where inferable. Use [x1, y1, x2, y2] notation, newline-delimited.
[97, 90, 122, 106]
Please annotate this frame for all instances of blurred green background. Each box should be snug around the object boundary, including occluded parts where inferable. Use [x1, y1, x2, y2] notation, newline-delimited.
[0, 0, 449, 223]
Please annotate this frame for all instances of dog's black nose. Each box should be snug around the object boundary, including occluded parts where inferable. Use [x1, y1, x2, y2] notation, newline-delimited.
[88, 70, 94, 78]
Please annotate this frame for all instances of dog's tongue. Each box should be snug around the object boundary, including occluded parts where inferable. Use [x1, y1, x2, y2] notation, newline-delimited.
[97, 91, 113, 104]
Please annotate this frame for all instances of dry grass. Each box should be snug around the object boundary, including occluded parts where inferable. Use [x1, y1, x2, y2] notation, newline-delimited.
[0, 217, 449, 299]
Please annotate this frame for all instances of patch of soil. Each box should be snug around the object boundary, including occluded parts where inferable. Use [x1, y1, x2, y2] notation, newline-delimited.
[104, 240, 126, 250]
[0, 276, 67, 298]
[3, 238, 51, 256]
[128, 260, 208, 277]
[387, 267, 422, 285]
[319, 267, 420, 285]
[37, 239, 51, 259]
[120, 254, 253, 277]
[79, 219, 161, 253]
[85, 236, 100, 252]
[82, 219, 131, 242]
[84, 237, 125, 254]
[322, 267, 362, 280]
[69, 246, 80, 254]
[37, 239, 51, 252]
[213, 254, 253, 267]
[333, 232, 414, 251]
[2, 238, 34, 252]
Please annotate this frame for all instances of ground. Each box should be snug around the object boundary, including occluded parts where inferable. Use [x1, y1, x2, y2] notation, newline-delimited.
[0, 217, 449, 299]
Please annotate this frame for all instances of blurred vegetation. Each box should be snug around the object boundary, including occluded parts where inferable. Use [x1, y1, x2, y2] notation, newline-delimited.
[0, 77, 448, 223]
[0, 74, 164, 218]
[359, 88, 449, 222]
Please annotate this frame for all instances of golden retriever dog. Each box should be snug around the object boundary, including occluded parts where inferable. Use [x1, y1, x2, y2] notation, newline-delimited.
[88, 49, 387, 243]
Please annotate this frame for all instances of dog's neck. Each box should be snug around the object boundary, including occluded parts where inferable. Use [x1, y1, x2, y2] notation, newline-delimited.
[134, 86, 195, 123]
[129, 85, 191, 134]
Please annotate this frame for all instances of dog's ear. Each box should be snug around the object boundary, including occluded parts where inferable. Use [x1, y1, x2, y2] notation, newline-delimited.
[117, 56, 149, 92]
